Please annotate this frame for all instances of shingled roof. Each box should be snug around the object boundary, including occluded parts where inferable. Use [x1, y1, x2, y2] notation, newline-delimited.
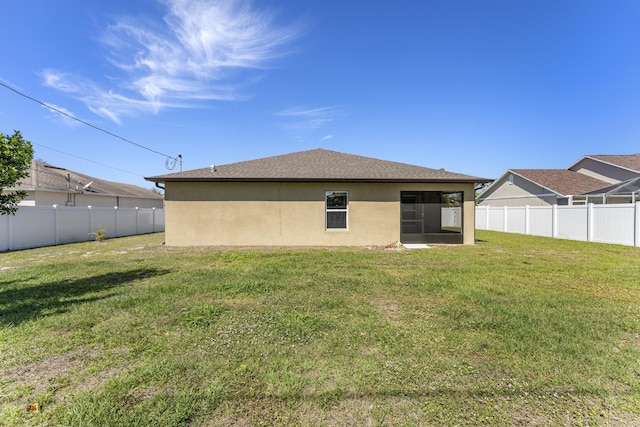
[14, 161, 162, 199]
[146, 149, 490, 183]
[585, 154, 640, 172]
[510, 169, 610, 196]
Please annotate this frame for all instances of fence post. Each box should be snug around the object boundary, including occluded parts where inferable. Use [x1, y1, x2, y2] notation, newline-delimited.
[53, 205, 59, 245]
[7, 210, 13, 251]
[587, 203, 594, 242]
[135, 207, 140, 234]
[152, 207, 156, 232]
[484, 206, 489, 230]
[552, 204, 558, 238]
[88, 205, 93, 238]
[503, 206, 508, 232]
[635, 202, 640, 247]
[525, 205, 530, 235]
[114, 206, 119, 237]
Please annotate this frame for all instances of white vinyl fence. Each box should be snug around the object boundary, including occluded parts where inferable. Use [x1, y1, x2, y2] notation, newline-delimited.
[476, 203, 640, 247]
[0, 205, 165, 251]
[442, 207, 462, 228]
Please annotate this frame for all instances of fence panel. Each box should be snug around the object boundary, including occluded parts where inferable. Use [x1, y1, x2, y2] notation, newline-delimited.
[528, 207, 553, 237]
[137, 208, 154, 234]
[92, 208, 118, 239]
[154, 208, 165, 232]
[57, 206, 92, 244]
[487, 207, 505, 231]
[0, 206, 164, 251]
[592, 204, 635, 246]
[441, 207, 462, 228]
[0, 216, 7, 252]
[116, 208, 138, 237]
[506, 207, 526, 234]
[8, 207, 57, 250]
[556, 206, 588, 241]
[476, 203, 639, 247]
[476, 208, 488, 230]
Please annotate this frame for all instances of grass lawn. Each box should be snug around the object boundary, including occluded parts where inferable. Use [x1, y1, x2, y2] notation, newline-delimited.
[0, 231, 639, 426]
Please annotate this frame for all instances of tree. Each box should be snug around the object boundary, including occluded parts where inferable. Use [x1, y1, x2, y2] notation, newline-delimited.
[0, 130, 34, 215]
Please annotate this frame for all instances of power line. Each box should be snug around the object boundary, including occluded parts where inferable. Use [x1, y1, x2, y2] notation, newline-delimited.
[0, 81, 178, 162]
[33, 143, 143, 177]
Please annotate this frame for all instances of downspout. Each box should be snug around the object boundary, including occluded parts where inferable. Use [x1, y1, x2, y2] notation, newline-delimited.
[155, 182, 165, 191]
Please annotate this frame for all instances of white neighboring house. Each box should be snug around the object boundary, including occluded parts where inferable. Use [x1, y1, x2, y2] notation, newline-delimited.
[6, 161, 164, 209]
[478, 154, 640, 206]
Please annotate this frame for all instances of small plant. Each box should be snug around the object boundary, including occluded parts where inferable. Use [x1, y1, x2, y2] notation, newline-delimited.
[385, 241, 403, 249]
[89, 228, 106, 242]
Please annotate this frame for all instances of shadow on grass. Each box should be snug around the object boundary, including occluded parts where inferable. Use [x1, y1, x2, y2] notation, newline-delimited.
[0, 268, 169, 326]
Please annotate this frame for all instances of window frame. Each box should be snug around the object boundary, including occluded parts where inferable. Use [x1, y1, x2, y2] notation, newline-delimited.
[325, 191, 348, 230]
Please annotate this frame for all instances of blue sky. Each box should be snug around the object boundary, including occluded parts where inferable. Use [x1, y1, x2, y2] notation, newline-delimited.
[1, 0, 640, 189]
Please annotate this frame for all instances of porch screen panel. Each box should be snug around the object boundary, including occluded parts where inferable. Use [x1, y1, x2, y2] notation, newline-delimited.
[400, 191, 463, 244]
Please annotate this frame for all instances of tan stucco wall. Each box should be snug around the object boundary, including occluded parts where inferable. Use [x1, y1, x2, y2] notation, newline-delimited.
[164, 181, 477, 246]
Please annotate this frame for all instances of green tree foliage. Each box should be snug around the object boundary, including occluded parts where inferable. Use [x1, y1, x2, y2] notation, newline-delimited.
[0, 130, 34, 215]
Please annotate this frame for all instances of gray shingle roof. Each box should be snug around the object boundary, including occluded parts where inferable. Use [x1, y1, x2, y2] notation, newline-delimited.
[14, 161, 162, 199]
[511, 169, 610, 196]
[145, 149, 490, 183]
[587, 154, 640, 172]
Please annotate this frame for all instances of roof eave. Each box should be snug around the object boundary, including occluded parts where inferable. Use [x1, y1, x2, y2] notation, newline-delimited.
[145, 177, 491, 184]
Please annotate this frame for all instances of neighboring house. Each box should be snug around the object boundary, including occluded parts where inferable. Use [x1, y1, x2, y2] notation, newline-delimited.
[478, 154, 640, 206]
[477, 169, 611, 206]
[568, 155, 640, 184]
[145, 148, 491, 246]
[6, 160, 164, 209]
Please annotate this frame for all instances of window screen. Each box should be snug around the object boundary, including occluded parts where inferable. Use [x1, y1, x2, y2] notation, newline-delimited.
[326, 191, 348, 229]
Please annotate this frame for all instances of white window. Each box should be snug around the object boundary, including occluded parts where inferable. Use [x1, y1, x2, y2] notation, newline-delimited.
[326, 191, 348, 229]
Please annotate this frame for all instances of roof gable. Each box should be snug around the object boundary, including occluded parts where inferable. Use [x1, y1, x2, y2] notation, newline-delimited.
[511, 169, 610, 196]
[569, 154, 640, 173]
[146, 149, 490, 183]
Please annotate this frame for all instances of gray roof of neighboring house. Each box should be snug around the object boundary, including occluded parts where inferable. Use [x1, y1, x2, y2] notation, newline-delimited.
[580, 176, 640, 196]
[145, 148, 491, 183]
[510, 169, 611, 196]
[584, 154, 640, 172]
[13, 161, 163, 199]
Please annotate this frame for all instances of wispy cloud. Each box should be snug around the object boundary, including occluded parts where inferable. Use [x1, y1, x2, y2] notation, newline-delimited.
[41, 0, 302, 124]
[40, 103, 81, 127]
[276, 106, 345, 130]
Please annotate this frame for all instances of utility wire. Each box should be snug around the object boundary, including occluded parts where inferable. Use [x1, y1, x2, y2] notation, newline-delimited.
[0, 81, 178, 162]
[33, 143, 143, 177]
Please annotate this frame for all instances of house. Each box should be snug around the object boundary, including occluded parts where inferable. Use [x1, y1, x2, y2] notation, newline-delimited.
[145, 148, 491, 246]
[477, 154, 640, 206]
[568, 155, 640, 184]
[7, 160, 164, 209]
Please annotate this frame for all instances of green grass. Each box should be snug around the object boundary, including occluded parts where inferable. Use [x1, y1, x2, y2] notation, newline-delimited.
[1, 231, 639, 426]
